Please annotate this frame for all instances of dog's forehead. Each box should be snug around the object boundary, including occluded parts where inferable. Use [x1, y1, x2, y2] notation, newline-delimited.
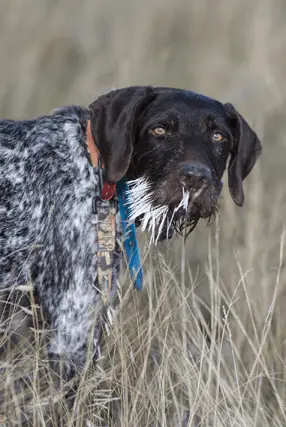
[150, 89, 224, 115]
[145, 89, 227, 125]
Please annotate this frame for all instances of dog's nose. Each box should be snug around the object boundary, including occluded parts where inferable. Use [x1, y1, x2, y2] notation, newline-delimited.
[178, 164, 212, 185]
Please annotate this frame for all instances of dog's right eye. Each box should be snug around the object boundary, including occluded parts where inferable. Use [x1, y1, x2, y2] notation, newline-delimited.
[150, 127, 166, 136]
[211, 132, 224, 142]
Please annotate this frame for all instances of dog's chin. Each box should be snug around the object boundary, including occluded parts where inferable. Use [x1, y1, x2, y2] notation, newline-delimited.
[162, 200, 215, 239]
[163, 185, 219, 221]
[126, 177, 219, 244]
[149, 204, 214, 242]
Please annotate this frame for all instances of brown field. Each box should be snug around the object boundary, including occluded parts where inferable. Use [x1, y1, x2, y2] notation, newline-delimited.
[0, 0, 286, 425]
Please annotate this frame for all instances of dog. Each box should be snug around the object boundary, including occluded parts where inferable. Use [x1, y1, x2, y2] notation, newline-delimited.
[0, 86, 262, 380]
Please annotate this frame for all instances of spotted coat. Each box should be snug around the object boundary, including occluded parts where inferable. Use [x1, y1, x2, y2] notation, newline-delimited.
[0, 106, 122, 377]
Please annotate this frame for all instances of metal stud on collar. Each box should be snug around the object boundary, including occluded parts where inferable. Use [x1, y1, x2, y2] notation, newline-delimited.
[101, 182, 116, 201]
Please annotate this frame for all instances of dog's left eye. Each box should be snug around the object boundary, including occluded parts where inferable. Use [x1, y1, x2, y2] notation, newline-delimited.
[211, 132, 224, 142]
[151, 127, 166, 136]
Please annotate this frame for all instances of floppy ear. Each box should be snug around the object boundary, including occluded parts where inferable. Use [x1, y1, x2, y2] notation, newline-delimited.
[224, 103, 262, 207]
[89, 86, 155, 183]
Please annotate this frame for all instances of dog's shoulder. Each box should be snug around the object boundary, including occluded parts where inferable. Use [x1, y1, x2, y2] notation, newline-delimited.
[46, 105, 91, 159]
[0, 105, 94, 226]
[0, 105, 90, 167]
[49, 105, 89, 122]
[0, 105, 89, 144]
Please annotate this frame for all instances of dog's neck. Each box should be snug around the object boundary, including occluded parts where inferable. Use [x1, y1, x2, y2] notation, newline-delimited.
[86, 119, 101, 169]
[85, 119, 144, 290]
[125, 160, 141, 183]
[86, 119, 116, 201]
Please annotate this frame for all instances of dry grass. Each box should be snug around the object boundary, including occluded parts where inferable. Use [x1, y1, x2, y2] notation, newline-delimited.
[1, 0, 286, 425]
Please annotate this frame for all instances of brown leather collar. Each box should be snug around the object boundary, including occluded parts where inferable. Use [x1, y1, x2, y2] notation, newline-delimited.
[86, 119, 101, 168]
[86, 119, 116, 200]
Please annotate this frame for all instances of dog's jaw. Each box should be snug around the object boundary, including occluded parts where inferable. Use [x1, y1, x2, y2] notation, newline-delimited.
[127, 177, 169, 244]
[127, 177, 192, 244]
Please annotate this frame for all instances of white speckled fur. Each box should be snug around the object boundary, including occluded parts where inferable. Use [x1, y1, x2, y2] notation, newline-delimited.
[0, 106, 122, 377]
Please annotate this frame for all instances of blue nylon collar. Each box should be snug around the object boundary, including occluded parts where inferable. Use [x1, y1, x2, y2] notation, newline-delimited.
[116, 177, 144, 291]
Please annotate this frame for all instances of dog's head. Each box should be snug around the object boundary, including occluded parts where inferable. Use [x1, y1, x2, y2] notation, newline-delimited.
[89, 86, 262, 242]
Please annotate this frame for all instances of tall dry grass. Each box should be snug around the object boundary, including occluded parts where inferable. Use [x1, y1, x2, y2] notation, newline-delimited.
[1, 0, 286, 425]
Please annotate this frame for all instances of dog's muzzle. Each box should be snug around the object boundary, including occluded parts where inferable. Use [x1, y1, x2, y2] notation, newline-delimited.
[178, 163, 212, 189]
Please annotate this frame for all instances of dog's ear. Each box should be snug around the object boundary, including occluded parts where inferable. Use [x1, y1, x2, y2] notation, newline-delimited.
[224, 103, 262, 207]
[89, 86, 155, 183]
